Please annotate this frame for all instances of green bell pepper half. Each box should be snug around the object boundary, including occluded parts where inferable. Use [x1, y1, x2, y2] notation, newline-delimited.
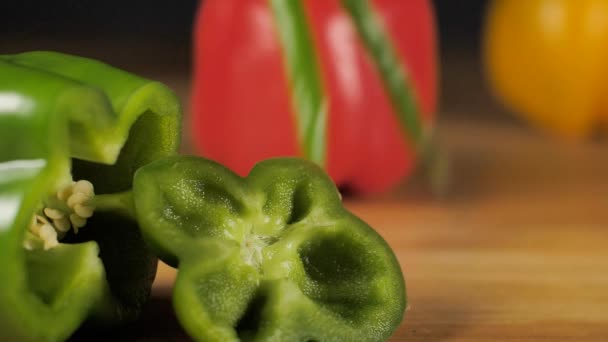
[0, 51, 181, 341]
[133, 156, 406, 341]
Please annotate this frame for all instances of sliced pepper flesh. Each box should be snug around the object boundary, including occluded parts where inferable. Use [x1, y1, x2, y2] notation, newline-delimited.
[0, 51, 181, 341]
[133, 156, 406, 341]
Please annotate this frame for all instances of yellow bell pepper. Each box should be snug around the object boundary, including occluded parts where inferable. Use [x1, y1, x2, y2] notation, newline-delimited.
[484, 0, 608, 139]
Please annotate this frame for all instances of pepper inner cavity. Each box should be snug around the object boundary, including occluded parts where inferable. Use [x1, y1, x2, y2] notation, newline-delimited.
[24, 180, 96, 250]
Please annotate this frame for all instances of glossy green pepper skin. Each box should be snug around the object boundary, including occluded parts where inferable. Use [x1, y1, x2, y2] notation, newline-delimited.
[0, 51, 181, 341]
[133, 156, 406, 341]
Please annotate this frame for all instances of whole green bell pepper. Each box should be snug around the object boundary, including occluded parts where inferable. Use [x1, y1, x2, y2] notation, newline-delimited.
[0, 51, 181, 341]
[132, 156, 406, 341]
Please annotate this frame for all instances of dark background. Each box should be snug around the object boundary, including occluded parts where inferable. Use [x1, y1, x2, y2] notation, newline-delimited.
[0, 1, 486, 44]
[0, 0, 505, 121]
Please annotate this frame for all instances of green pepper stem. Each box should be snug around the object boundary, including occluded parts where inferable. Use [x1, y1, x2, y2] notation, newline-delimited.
[341, 0, 451, 196]
[269, 0, 328, 166]
[341, 0, 425, 149]
[92, 191, 136, 220]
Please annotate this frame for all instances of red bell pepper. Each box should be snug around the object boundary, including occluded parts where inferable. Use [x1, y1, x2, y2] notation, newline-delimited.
[192, 0, 437, 194]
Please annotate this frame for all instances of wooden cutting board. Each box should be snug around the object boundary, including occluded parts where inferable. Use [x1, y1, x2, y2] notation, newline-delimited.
[146, 121, 608, 341]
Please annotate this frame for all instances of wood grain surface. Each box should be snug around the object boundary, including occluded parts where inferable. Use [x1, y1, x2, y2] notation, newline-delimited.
[148, 121, 608, 341]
